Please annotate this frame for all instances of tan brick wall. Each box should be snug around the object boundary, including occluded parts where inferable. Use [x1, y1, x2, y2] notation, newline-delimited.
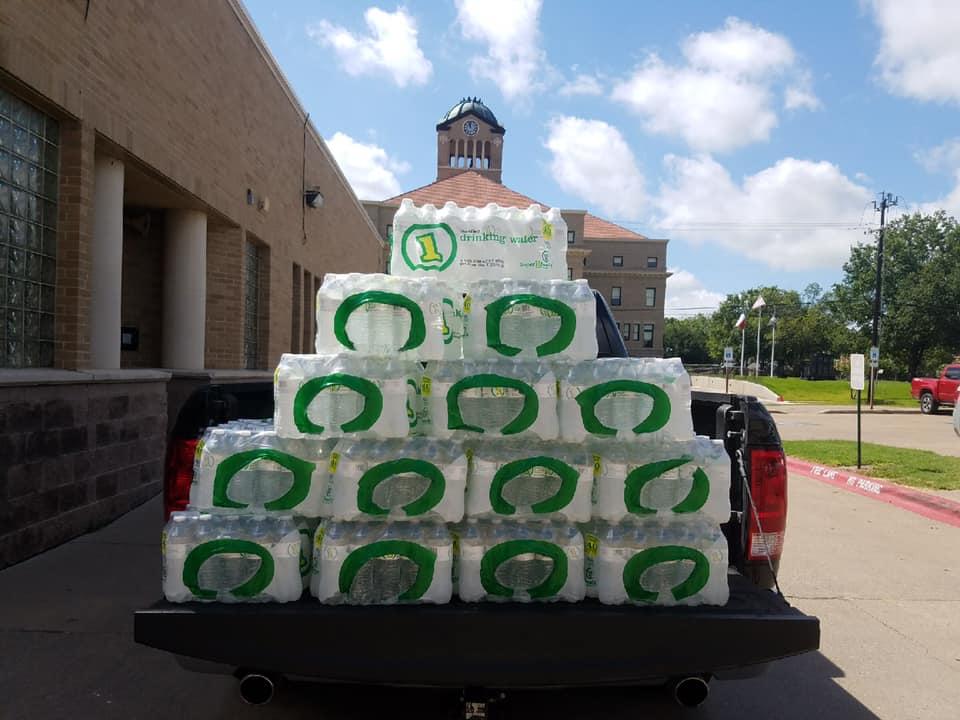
[53, 119, 94, 369]
[204, 224, 244, 369]
[0, 0, 384, 370]
[120, 210, 164, 368]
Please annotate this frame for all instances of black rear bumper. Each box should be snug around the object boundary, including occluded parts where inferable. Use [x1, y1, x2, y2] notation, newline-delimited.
[134, 575, 819, 688]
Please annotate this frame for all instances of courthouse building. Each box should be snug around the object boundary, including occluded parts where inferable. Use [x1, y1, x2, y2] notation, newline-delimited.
[363, 97, 669, 357]
[0, 0, 382, 566]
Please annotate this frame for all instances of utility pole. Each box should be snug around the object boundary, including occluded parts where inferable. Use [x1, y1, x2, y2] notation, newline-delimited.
[870, 191, 898, 409]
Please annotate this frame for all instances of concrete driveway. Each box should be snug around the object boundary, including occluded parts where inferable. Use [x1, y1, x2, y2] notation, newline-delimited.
[1, 480, 958, 720]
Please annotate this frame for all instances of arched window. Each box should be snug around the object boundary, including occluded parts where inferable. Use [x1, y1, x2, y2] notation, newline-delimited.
[484, 141, 492, 166]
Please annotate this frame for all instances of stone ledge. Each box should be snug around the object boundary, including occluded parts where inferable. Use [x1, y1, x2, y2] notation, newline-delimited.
[0, 369, 172, 387]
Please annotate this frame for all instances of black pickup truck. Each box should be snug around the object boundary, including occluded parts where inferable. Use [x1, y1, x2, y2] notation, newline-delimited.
[134, 293, 819, 711]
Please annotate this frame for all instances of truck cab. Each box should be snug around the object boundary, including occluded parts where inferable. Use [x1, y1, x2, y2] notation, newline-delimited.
[911, 364, 960, 414]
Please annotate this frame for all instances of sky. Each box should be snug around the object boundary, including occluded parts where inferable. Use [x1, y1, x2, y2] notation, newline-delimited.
[243, 0, 960, 317]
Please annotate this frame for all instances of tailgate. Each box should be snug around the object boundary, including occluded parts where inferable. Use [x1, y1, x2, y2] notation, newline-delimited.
[135, 575, 819, 687]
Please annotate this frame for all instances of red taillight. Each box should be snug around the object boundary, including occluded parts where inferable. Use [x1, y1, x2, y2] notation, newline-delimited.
[164, 438, 198, 520]
[746, 447, 788, 561]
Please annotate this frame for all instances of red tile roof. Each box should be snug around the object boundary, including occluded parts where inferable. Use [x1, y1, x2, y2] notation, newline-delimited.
[384, 171, 647, 240]
[583, 213, 646, 240]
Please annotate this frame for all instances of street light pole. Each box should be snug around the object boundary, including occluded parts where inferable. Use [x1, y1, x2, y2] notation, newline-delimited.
[755, 304, 763, 377]
[769, 314, 777, 377]
[870, 191, 898, 409]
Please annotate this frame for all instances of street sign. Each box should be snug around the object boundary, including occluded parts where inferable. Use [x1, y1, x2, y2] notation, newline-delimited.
[869, 346, 879, 368]
[723, 346, 734, 366]
[850, 354, 865, 391]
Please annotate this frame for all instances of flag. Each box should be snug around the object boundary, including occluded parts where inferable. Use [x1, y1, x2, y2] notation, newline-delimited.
[751, 295, 766, 310]
[734, 312, 747, 330]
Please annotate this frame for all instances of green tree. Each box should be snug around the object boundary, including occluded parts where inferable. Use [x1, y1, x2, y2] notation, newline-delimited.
[664, 315, 713, 363]
[832, 211, 960, 378]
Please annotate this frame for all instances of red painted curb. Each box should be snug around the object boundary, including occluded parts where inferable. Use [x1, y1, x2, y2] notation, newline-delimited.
[786, 458, 960, 529]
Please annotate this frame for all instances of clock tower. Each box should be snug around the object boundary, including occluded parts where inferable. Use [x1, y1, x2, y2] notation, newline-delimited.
[435, 97, 505, 183]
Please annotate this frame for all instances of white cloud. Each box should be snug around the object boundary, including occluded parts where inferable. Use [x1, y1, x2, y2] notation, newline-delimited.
[307, 7, 432, 87]
[611, 17, 818, 153]
[785, 71, 822, 110]
[455, 0, 548, 101]
[544, 116, 646, 218]
[665, 269, 725, 317]
[654, 154, 872, 270]
[915, 137, 960, 173]
[559, 74, 603, 97]
[325, 132, 410, 200]
[914, 138, 960, 217]
[866, 0, 960, 104]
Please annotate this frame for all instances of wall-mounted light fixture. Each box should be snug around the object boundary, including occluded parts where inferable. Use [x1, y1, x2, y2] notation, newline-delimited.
[304, 189, 324, 209]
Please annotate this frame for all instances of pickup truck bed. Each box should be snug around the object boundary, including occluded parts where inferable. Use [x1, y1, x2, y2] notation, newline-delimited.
[135, 575, 816, 687]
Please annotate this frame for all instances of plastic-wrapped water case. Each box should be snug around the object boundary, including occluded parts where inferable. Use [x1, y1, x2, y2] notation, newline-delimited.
[465, 441, 593, 522]
[297, 517, 320, 589]
[324, 438, 466, 522]
[311, 521, 453, 605]
[558, 358, 693, 442]
[455, 520, 585, 603]
[315, 273, 450, 361]
[390, 200, 567, 283]
[586, 518, 729, 606]
[422, 360, 558, 440]
[162, 511, 302, 603]
[190, 426, 336, 518]
[461, 279, 597, 361]
[274, 354, 421, 439]
[592, 436, 731, 524]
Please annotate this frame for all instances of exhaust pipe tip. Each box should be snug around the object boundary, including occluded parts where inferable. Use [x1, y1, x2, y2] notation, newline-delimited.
[671, 676, 710, 708]
[238, 673, 275, 705]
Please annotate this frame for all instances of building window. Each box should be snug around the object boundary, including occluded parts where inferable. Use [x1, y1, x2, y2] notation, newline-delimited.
[567, 230, 575, 244]
[567, 267, 573, 280]
[0, 87, 59, 368]
[613, 255, 623, 267]
[243, 240, 262, 369]
[643, 323, 654, 348]
[385, 224, 393, 244]
[645, 288, 656, 307]
[633, 323, 641, 341]
[611, 286, 621, 306]
[302, 268, 313, 354]
[647, 256, 658, 268]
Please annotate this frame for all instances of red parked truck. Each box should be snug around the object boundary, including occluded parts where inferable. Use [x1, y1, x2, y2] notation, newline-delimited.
[911, 364, 960, 414]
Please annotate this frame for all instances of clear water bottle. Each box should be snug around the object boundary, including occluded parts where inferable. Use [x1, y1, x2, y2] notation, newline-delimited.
[274, 354, 420, 439]
[315, 273, 447, 360]
[162, 511, 301, 603]
[313, 520, 452, 605]
[390, 200, 568, 284]
[462, 279, 596, 361]
[559, 358, 693, 442]
[423, 359, 558, 440]
[591, 436, 731, 523]
[455, 519, 584, 603]
[593, 517, 729, 606]
[191, 427, 337, 518]
[325, 438, 466, 522]
[465, 440, 592, 522]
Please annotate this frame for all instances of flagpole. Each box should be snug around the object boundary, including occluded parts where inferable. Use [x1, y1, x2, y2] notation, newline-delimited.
[770, 316, 776, 377]
[755, 305, 762, 377]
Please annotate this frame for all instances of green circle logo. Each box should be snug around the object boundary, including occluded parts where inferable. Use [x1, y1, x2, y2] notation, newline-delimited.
[401, 223, 457, 272]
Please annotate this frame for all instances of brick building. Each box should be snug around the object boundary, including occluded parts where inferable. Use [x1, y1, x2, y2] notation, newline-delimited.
[363, 98, 669, 356]
[0, 0, 382, 566]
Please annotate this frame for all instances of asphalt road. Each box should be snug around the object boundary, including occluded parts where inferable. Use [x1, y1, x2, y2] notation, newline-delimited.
[2, 473, 958, 720]
[771, 403, 960, 457]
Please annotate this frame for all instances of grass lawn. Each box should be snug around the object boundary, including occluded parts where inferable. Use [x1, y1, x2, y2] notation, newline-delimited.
[784, 440, 960, 490]
[744, 376, 915, 407]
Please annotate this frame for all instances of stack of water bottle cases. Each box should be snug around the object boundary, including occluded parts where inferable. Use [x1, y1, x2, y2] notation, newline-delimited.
[162, 200, 731, 607]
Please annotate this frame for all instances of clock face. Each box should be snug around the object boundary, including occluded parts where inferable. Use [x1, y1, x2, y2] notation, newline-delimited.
[463, 119, 479, 136]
